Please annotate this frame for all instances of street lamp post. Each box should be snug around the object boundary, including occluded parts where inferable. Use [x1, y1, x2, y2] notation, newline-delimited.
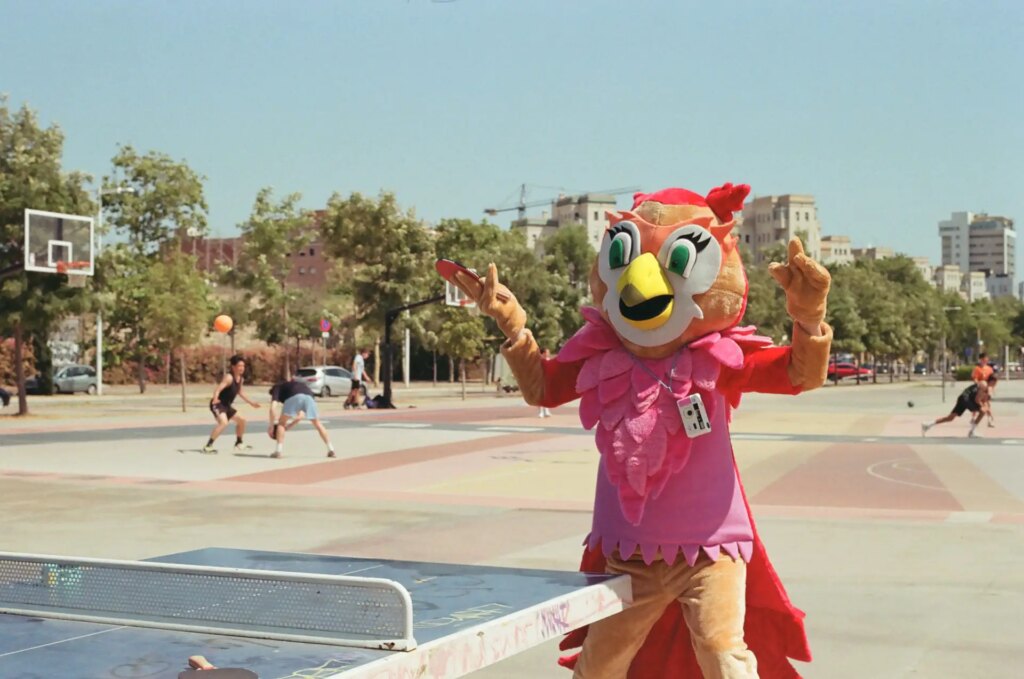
[95, 185, 135, 396]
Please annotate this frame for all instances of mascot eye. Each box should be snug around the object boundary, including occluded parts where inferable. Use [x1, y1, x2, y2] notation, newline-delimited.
[608, 232, 633, 269]
[666, 239, 697, 278]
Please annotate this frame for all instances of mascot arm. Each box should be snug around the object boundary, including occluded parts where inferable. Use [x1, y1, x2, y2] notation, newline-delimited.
[501, 329, 583, 407]
[719, 321, 832, 399]
[786, 320, 833, 390]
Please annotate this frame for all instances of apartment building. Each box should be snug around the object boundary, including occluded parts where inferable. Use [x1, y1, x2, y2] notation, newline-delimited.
[737, 194, 822, 263]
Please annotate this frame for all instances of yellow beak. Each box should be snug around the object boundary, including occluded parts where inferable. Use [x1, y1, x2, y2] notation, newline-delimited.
[616, 252, 674, 330]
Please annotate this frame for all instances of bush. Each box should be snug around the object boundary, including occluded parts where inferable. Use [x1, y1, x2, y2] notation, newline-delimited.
[954, 365, 974, 381]
[0, 338, 36, 386]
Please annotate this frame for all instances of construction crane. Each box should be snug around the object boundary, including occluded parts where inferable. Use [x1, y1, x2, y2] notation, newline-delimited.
[484, 184, 641, 220]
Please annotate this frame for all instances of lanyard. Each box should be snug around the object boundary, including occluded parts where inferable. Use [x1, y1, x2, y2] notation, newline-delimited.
[632, 351, 681, 394]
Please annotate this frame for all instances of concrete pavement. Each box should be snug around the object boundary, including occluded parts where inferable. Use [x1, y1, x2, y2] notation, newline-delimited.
[1, 378, 1022, 677]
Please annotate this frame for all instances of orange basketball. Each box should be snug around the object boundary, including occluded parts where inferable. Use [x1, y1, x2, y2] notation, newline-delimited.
[213, 315, 233, 334]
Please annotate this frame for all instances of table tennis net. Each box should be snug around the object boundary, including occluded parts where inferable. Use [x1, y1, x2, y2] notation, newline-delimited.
[0, 553, 415, 650]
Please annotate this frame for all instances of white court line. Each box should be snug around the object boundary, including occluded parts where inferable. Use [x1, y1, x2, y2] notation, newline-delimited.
[0, 626, 126, 658]
[1003, 439, 1020, 445]
[946, 511, 994, 523]
[479, 426, 543, 433]
[369, 423, 431, 429]
[863, 437, 879, 442]
[339, 564, 383, 576]
[866, 459, 944, 491]
[731, 433, 792, 441]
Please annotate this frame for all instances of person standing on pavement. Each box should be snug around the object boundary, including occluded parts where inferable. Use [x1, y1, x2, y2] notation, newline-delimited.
[203, 355, 260, 453]
[344, 348, 374, 409]
[268, 378, 335, 459]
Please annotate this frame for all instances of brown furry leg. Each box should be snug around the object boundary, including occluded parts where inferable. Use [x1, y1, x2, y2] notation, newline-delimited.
[678, 556, 758, 679]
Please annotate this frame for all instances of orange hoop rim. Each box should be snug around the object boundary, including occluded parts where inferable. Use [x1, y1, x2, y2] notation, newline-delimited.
[56, 260, 90, 274]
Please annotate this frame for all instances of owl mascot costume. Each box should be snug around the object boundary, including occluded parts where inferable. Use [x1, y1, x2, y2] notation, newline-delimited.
[449, 184, 832, 679]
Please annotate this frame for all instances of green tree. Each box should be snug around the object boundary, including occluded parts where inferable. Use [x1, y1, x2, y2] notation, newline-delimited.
[0, 97, 95, 414]
[436, 305, 487, 399]
[230, 188, 312, 379]
[146, 252, 215, 411]
[741, 245, 789, 342]
[95, 245, 158, 392]
[103, 145, 208, 251]
[540, 224, 596, 345]
[98, 146, 209, 391]
[322, 191, 434, 384]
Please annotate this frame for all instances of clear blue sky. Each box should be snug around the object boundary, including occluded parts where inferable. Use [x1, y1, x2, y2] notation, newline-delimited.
[3, 0, 1022, 269]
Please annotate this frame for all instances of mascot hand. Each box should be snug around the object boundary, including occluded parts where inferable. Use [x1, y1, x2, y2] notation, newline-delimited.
[451, 263, 527, 339]
[768, 238, 830, 328]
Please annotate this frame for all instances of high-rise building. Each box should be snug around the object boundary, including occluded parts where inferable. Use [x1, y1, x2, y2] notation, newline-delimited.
[968, 215, 1016, 281]
[934, 264, 962, 294]
[911, 256, 934, 285]
[511, 193, 617, 255]
[737, 194, 822, 263]
[986, 273, 1014, 299]
[938, 211, 1016, 298]
[851, 246, 894, 262]
[820, 235, 853, 266]
[938, 211, 973, 272]
[552, 193, 618, 250]
[962, 271, 989, 302]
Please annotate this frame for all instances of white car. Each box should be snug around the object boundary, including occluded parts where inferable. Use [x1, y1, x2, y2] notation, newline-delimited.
[294, 365, 366, 398]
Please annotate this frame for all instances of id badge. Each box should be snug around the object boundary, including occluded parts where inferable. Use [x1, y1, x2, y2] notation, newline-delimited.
[678, 393, 712, 438]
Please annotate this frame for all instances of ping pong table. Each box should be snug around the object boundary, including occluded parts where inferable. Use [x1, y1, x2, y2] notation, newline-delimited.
[0, 548, 631, 678]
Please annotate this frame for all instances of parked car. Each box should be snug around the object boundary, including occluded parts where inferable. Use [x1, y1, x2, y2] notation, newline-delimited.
[25, 364, 98, 395]
[827, 361, 873, 381]
[913, 364, 929, 375]
[294, 365, 367, 398]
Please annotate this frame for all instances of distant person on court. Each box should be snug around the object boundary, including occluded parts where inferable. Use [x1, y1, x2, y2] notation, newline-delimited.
[344, 348, 374, 409]
[972, 353, 997, 427]
[922, 374, 997, 438]
[538, 348, 552, 418]
[268, 378, 335, 459]
[203, 355, 260, 453]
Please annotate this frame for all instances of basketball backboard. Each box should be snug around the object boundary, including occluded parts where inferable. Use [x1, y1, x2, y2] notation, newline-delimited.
[24, 209, 94, 276]
[445, 277, 477, 309]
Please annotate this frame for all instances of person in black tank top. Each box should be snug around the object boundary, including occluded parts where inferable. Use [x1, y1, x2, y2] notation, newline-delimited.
[922, 374, 997, 438]
[203, 355, 261, 453]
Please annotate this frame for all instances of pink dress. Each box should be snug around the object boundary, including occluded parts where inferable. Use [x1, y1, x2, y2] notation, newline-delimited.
[557, 307, 775, 566]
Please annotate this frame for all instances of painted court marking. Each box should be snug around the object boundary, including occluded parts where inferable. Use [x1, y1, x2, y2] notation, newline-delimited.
[731, 433, 792, 441]
[866, 458, 945, 491]
[0, 626, 126, 658]
[479, 426, 544, 433]
[369, 423, 431, 429]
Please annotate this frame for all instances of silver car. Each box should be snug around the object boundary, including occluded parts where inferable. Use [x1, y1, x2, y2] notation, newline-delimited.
[294, 365, 362, 398]
[26, 364, 98, 395]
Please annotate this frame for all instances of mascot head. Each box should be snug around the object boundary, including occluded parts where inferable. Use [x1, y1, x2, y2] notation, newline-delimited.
[589, 183, 751, 359]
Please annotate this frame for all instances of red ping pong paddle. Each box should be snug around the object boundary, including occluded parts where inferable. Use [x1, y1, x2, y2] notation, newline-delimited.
[179, 655, 258, 679]
[435, 259, 511, 303]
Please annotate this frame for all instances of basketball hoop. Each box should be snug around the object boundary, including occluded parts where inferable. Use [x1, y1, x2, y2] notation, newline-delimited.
[57, 260, 90, 288]
[445, 279, 477, 311]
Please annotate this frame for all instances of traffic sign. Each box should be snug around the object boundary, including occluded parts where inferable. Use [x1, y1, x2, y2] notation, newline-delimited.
[321, 331, 330, 339]
[320, 318, 331, 333]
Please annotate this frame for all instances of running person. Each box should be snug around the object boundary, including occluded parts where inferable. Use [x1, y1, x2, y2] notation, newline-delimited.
[268, 378, 336, 459]
[203, 355, 260, 453]
[973, 353, 997, 427]
[344, 348, 373, 409]
[922, 374, 997, 438]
